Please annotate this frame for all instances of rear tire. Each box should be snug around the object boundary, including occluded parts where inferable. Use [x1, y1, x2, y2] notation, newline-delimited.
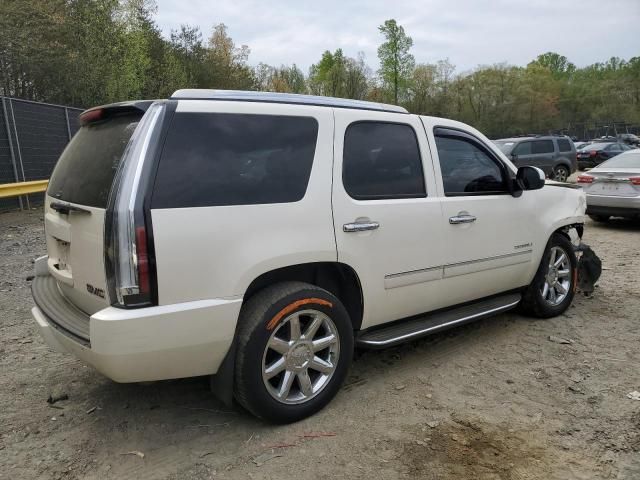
[520, 233, 577, 318]
[553, 165, 570, 182]
[234, 281, 353, 423]
[589, 214, 610, 223]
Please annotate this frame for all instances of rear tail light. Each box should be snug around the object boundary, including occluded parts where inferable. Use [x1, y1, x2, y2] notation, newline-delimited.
[589, 151, 597, 157]
[105, 103, 164, 307]
[79, 108, 104, 125]
[577, 174, 594, 184]
[629, 177, 640, 186]
[135, 226, 151, 295]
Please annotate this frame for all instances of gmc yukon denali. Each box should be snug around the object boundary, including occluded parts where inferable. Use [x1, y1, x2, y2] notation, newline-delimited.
[31, 90, 587, 423]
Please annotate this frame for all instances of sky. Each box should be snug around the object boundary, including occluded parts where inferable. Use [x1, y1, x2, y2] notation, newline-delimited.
[155, 0, 640, 74]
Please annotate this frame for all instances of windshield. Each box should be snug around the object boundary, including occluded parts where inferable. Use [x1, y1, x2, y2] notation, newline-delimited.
[597, 152, 640, 169]
[493, 140, 516, 154]
[48, 113, 142, 208]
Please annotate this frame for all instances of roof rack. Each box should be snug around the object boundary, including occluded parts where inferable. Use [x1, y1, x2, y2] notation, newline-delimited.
[170, 89, 408, 114]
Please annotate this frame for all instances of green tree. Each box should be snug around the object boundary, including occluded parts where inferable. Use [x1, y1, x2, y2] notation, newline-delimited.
[530, 52, 576, 78]
[308, 49, 346, 97]
[377, 19, 414, 104]
[205, 23, 254, 90]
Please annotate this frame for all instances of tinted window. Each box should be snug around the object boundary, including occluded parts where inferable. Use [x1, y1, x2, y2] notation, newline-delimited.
[513, 141, 532, 156]
[152, 113, 319, 208]
[48, 113, 142, 208]
[606, 143, 622, 152]
[342, 122, 425, 200]
[434, 134, 507, 196]
[532, 140, 554, 154]
[557, 139, 572, 152]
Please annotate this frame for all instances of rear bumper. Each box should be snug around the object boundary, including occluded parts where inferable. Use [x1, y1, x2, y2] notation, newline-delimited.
[586, 193, 640, 217]
[31, 275, 242, 382]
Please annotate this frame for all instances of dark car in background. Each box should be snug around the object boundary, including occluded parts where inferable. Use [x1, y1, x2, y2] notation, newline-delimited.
[617, 133, 640, 146]
[577, 142, 634, 170]
[494, 136, 577, 182]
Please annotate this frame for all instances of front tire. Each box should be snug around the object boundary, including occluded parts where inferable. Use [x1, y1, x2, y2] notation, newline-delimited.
[520, 233, 577, 318]
[234, 282, 353, 423]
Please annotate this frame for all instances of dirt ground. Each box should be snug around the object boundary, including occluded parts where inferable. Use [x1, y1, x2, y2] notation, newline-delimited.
[1, 208, 639, 480]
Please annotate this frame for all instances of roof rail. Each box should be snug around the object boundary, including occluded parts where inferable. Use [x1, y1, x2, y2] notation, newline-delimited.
[170, 89, 408, 114]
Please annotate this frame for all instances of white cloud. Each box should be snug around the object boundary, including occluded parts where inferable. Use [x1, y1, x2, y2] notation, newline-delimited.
[155, 0, 640, 74]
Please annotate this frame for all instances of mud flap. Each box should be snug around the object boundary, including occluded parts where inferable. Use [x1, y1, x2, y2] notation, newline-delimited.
[574, 243, 602, 296]
[209, 342, 236, 407]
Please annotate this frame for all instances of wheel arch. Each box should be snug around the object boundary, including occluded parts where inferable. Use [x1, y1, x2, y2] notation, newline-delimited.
[210, 261, 364, 406]
[243, 262, 364, 331]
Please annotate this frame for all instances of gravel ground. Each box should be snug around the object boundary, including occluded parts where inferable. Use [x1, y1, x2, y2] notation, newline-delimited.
[1, 208, 639, 480]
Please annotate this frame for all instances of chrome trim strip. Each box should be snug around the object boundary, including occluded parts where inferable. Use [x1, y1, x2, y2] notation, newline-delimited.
[358, 298, 521, 347]
[444, 249, 532, 268]
[385, 265, 442, 279]
[384, 250, 533, 288]
[384, 265, 442, 290]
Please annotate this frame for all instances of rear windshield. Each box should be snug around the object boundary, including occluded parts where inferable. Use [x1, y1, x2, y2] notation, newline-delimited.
[47, 113, 142, 208]
[598, 152, 640, 169]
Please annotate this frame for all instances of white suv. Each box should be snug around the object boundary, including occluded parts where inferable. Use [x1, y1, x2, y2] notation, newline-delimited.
[31, 90, 587, 423]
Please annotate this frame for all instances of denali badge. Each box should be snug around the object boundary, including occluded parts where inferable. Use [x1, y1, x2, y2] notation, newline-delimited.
[514, 242, 532, 250]
[86, 284, 105, 299]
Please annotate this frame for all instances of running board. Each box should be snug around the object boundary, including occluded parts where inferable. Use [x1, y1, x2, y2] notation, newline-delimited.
[356, 293, 522, 349]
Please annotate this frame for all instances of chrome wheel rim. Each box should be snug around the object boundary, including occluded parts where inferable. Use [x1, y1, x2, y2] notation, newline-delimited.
[262, 309, 340, 405]
[554, 167, 568, 182]
[541, 246, 572, 306]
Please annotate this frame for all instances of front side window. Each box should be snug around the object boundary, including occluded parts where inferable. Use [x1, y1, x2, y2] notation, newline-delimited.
[151, 113, 319, 208]
[434, 131, 507, 196]
[342, 122, 426, 200]
[513, 141, 532, 156]
[532, 140, 554, 154]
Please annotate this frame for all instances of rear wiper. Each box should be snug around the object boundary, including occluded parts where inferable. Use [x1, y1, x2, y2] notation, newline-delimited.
[50, 201, 91, 215]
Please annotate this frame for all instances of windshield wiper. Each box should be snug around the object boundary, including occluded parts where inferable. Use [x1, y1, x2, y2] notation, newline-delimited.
[50, 201, 91, 215]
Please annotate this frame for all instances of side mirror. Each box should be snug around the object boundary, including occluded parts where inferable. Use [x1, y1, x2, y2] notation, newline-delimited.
[511, 153, 518, 162]
[516, 166, 545, 191]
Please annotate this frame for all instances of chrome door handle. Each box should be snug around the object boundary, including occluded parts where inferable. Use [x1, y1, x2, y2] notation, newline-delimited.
[343, 221, 380, 232]
[449, 214, 476, 224]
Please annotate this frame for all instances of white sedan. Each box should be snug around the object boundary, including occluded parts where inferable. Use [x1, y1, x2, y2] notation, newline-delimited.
[578, 150, 640, 222]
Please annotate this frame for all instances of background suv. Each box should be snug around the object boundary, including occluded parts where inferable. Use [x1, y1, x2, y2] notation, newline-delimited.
[31, 90, 586, 423]
[494, 135, 577, 182]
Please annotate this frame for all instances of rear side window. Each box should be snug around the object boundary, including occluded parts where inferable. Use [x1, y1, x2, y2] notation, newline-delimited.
[342, 122, 426, 200]
[557, 139, 572, 152]
[48, 113, 142, 208]
[151, 113, 319, 208]
[532, 140, 554, 154]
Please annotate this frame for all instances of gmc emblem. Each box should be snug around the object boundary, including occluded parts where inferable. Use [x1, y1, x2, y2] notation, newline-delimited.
[86, 283, 105, 299]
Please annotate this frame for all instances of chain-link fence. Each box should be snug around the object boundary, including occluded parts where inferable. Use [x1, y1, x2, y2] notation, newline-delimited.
[0, 97, 83, 211]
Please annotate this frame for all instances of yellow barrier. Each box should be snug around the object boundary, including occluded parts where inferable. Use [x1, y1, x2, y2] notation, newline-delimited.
[0, 180, 49, 199]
